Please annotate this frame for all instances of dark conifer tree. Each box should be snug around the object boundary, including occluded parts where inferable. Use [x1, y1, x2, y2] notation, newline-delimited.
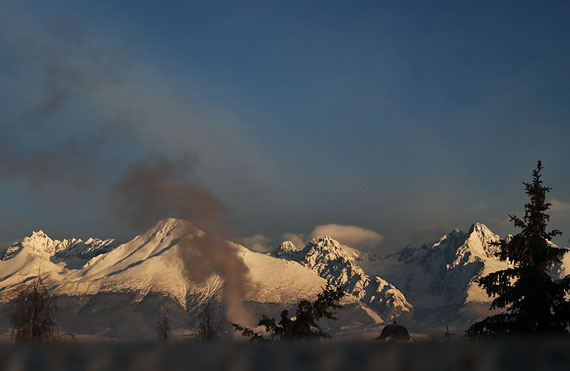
[466, 162, 570, 338]
[232, 282, 345, 341]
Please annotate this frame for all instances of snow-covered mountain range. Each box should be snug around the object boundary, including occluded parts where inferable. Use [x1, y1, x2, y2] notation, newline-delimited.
[1, 231, 118, 269]
[0, 219, 382, 339]
[370, 223, 511, 332]
[275, 222, 569, 334]
[1, 219, 568, 339]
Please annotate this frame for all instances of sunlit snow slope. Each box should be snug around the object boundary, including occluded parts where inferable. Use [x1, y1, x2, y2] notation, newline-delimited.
[0, 219, 381, 338]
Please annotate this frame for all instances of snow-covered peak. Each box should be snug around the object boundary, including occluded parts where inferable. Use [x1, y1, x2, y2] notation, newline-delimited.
[432, 229, 466, 250]
[144, 218, 195, 237]
[417, 223, 500, 265]
[310, 235, 341, 248]
[304, 236, 341, 259]
[128, 218, 200, 249]
[468, 222, 499, 244]
[276, 234, 412, 320]
[1, 229, 117, 268]
[462, 222, 502, 259]
[275, 235, 360, 263]
[15, 229, 70, 257]
[304, 235, 364, 262]
[30, 230, 48, 238]
[414, 223, 499, 272]
[468, 222, 492, 235]
[275, 240, 300, 256]
[371, 221, 511, 329]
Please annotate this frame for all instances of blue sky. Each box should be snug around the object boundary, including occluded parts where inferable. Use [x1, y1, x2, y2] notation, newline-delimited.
[1, 1, 570, 252]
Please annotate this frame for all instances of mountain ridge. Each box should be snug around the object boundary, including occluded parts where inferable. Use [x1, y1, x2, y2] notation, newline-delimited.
[276, 235, 413, 320]
[2, 218, 568, 337]
[0, 218, 383, 338]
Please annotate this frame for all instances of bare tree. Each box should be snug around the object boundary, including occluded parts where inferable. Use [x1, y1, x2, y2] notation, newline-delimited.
[10, 275, 58, 343]
[198, 298, 218, 341]
[156, 316, 171, 343]
[195, 277, 223, 341]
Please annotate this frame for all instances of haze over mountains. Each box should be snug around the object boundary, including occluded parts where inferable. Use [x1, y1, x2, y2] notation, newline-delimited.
[0, 218, 568, 339]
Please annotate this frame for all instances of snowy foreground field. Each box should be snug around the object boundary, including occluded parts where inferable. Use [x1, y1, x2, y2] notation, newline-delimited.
[1, 339, 569, 371]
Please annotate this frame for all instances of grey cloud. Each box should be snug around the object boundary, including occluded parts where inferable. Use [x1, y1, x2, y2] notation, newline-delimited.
[281, 233, 305, 251]
[241, 234, 272, 253]
[551, 199, 570, 214]
[310, 224, 384, 249]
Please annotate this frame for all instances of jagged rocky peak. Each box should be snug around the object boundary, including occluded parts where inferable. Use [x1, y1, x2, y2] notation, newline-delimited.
[305, 235, 349, 260]
[429, 223, 498, 251]
[468, 222, 499, 242]
[421, 222, 502, 272]
[18, 229, 69, 256]
[29, 230, 48, 239]
[1, 228, 118, 265]
[309, 235, 342, 248]
[432, 228, 466, 249]
[389, 222, 503, 272]
[275, 235, 354, 261]
[26, 229, 53, 243]
[307, 236, 369, 270]
[461, 222, 502, 258]
[275, 240, 300, 256]
[276, 233, 413, 320]
[469, 222, 491, 233]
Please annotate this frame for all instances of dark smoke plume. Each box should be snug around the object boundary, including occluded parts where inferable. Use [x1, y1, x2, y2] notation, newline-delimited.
[109, 154, 252, 324]
[1, 15, 253, 323]
[108, 154, 231, 233]
[0, 18, 130, 205]
[179, 234, 251, 325]
[0, 121, 132, 206]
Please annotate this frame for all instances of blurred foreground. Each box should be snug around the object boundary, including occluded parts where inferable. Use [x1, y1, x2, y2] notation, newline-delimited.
[1, 338, 569, 371]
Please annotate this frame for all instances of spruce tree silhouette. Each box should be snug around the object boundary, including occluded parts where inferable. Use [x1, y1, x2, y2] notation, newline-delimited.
[466, 162, 570, 338]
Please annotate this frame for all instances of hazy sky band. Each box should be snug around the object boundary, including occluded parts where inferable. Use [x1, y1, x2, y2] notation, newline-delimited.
[1, 1, 569, 252]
